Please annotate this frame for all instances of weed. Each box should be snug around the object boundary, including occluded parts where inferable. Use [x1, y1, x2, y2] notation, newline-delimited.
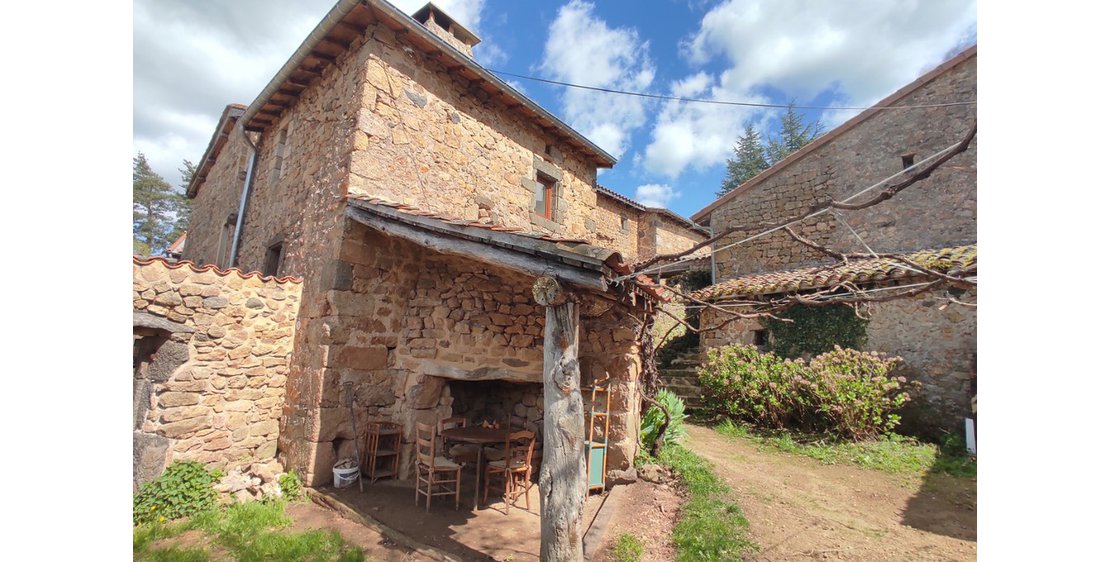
[613, 533, 645, 562]
[657, 444, 757, 561]
[133, 461, 220, 526]
[138, 500, 365, 562]
[279, 471, 304, 501]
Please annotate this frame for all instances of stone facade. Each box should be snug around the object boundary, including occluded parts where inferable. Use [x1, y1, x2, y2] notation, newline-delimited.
[700, 287, 975, 435]
[132, 257, 302, 487]
[179, 4, 697, 488]
[276, 223, 644, 485]
[698, 49, 977, 281]
[694, 48, 977, 438]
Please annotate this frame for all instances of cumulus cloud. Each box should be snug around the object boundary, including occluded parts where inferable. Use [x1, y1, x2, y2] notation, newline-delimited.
[641, 0, 976, 178]
[134, 0, 492, 189]
[635, 183, 679, 208]
[539, 0, 656, 159]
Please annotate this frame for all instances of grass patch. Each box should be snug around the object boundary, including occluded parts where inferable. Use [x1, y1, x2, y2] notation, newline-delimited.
[613, 533, 645, 562]
[135, 500, 365, 562]
[714, 418, 976, 478]
[657, 444, 757, 561]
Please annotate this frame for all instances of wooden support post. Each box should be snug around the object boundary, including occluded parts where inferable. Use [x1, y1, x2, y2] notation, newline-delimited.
[533, 276, 586, 562]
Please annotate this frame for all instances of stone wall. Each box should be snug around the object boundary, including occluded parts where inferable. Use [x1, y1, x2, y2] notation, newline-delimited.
[707, 52, 976, 281]
[344, 25, 611, 245]
[699, 287, 976, 436]
[184, 123, 253, 268]
[592, 193, 640, 259]
[280, 221, 644, 485]
[132, 257, 302, 486]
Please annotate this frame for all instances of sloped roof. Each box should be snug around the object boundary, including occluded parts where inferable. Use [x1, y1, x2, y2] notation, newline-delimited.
[186, 104, 246, 198]
[692, 245, 976, 300]
[166, 231, 187, 255]
[691, 45, 977, 223]
[595, 184, 709, 236]
[238, 0, 615, 167]
[345, 195, 665, 301]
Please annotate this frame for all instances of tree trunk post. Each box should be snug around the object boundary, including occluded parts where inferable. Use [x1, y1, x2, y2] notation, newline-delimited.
[533, 276, 586, 562]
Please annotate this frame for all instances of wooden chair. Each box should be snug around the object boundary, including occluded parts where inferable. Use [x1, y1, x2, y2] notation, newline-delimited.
[414, 422, 462, 511]
[439, 416, 479, 465]
[363, 421, 401, 484]
[483, 430, 536, 513]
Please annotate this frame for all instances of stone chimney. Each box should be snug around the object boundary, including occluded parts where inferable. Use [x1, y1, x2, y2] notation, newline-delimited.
[411, 2, 481, 58]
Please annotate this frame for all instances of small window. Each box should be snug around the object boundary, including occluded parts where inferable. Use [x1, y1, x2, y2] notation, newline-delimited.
[533, 175, 556, 220]
[620, 213, 629, 233]
[263, 242, 285, 277]
[272, 127, 290, 182]
[901, 153, 916, 170]
[752, 329, 768, 348]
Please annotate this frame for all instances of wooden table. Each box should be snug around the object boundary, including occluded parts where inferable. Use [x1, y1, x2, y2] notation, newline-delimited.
[441, 426, 511, 510]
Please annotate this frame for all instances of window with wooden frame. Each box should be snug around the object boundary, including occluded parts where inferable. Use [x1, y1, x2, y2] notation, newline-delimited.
[533, 174, 556, 220]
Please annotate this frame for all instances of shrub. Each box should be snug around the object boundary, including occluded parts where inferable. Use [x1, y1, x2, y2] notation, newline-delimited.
[699, 344, 909, 439]
[641, 389, 688, 448]
[134, 461, 220, 526]
[807, 347, 908, 438]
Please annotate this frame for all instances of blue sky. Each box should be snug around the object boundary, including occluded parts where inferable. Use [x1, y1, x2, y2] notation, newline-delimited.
[134, 0, 977, 218]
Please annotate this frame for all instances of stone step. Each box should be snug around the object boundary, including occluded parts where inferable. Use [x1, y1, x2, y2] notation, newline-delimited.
[660, 376, 700, 387]
[661, 383, 703, 396]
[670, 357, 704, 368]
[658, 367, 699, 377]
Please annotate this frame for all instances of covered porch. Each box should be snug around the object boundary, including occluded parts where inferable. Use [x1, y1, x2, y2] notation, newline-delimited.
[279, 196, 659, 517]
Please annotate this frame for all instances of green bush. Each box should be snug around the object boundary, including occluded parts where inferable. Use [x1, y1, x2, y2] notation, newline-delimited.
[699, 344, 909, 439]
[641, 389, 687, 448]
[134, 461, 220, 526]
[278, 471, 303, 501]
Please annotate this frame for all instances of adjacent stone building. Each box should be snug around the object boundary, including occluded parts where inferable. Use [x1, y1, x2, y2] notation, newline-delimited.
[691, 46, 978, 437]
[175, 1, 703, 486]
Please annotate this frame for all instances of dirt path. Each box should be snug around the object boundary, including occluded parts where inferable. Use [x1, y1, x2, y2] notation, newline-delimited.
[684, 424, 976, 561]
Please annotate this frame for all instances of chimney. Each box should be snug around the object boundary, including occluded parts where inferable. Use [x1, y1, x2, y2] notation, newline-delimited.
[411, 2, 481, 58]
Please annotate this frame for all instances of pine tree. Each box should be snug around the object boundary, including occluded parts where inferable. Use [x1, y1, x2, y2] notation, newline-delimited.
[767, 101, 824, 165]
[718, 124, 769, 196]
[170, 159, 196, 242]
[132, 152, 178, 256]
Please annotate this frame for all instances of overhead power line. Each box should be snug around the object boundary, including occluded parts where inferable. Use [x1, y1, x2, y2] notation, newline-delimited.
[490, 69, 976, 111]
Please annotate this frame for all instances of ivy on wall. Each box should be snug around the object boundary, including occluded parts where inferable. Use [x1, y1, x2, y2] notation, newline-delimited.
[762, 304, 868, 358]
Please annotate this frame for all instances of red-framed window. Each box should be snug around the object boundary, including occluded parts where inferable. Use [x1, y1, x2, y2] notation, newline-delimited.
[533, 175, 556, 220]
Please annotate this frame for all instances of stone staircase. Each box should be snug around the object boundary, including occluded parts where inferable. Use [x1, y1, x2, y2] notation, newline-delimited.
[658, 351, 706, 410]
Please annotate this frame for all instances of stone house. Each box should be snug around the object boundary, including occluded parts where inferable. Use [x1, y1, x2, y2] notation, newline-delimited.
[690, 46, 977, 436]
[175, 0, 704, 486]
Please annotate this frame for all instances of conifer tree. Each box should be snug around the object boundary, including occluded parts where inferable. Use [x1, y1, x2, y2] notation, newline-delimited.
[133, 152, 178, 256]
[718, 124, 769, 196]
[767, 101, 823, 165]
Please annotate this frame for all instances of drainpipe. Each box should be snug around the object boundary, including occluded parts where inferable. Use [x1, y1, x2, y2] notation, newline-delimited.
[227, 129, 259, 269]
[709, 222, 717, 285]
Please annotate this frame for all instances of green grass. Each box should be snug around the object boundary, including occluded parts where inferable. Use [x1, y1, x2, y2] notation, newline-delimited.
[714, 418, 976, 478]
[613, 533, 645, 562]
[656, 444, 757, 561]
[134, 500, 365, 562]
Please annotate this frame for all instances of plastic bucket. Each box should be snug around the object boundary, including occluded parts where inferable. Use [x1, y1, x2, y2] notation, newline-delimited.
[333, 465, 360, 489]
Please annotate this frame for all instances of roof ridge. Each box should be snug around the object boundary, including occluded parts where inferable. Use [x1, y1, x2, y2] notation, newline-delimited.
[691, 44, 976, 222]
[133, 256, 304, 284]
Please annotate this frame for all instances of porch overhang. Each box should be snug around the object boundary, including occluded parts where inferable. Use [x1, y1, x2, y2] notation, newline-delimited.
[346, 198, 624, 293]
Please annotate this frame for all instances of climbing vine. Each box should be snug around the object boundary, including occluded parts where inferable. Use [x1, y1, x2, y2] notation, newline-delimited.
[762, 304, 868, 358]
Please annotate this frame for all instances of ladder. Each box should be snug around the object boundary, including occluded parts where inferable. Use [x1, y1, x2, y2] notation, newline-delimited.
[584, 375, 611, 496]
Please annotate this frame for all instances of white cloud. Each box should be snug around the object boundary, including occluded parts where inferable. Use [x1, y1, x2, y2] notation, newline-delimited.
[134, 0, 495, 190]
[641, 0, 976, 178]
[539, 0, 656, 159]
[635, 183, 679, 208]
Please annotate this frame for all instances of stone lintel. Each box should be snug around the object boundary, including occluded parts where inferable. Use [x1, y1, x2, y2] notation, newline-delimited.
[419, 360, 541, 383]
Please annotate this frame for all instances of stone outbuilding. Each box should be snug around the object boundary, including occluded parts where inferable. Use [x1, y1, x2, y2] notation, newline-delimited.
[172, 1, 703, 486]
[690, 46, 978, 437]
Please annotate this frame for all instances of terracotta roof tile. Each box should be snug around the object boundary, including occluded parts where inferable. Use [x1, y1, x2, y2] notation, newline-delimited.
[133, 256, 303, 284]
[692, 244, 976, 300]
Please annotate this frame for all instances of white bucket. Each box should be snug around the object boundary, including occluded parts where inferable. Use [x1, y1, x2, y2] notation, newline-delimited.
[333, 465, 360, 489]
